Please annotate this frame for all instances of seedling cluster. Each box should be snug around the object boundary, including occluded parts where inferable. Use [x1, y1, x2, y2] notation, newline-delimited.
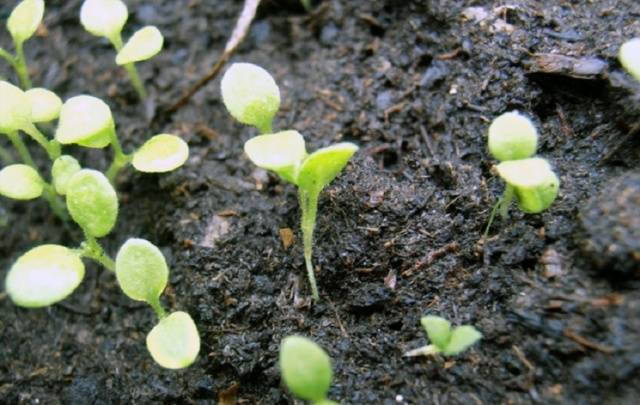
[619, 38, 640, 82]
[221, 63, 358, 300]
[405, 316, 482, 357]
[484, 111, 560, 236]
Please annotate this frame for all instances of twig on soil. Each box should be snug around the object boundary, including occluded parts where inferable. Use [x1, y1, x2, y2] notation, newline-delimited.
[327, 298, 349, 337]
[401, 242, 460, 277]
[599, 122, 640, 165]
[563, 329, 615, 354]
[162, 0, 261, 116]
[512, 345, 535, 371]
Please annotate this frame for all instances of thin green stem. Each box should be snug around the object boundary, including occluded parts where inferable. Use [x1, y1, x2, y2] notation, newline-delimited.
[299, 188, 320, 301]
[257, 120, 273, 134]
[13, 41, 31, 89]
[109, 34, 147, 100]
[148, 296, 167, 320]
[22, 123, 60, 159]
[81, 234, 115, 272]
[105, 127, 131, 183]
[6, 131, 35, 167]
[483, 184, 515, 238]
[0, 47, 16, 66]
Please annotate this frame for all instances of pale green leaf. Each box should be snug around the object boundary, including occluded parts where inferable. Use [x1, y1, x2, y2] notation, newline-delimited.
[80, 0, 128, 40]
[244, 130, 306, 182]
[146, 311, 200, 369]
[280, 336, 333, 402]
[488, 111, 538, 162]
[25, 88, 62, 123]
[5, 244, 85, 308]
[496, 157, 560, 213]
[66, 169, 118, 237]
[296, 142, 358, 193]
[55, 95, 114, 148]
[115, 26, 164, 65]
[0, 164, 43, 200]
[0, 81, 32, 133]
[7, 0, 44, 44]
[132, 134, 188, 173]
[421, 316, 452, 351]
[51, 155, 81, 195]
[221, 63, 280, 132]
[620, 38, 640, 81]
[443, 325, 482, 356]
[115, 238, 168, 303]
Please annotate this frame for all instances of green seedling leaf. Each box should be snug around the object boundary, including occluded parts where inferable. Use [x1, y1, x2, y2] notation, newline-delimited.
[55, 95, 114, 148]
[280, 336, 333, 402]
[0, 80, 32, 133]
[7, 0, 44, 44]
[296, 142, 358, 194]
[51, 155, 81, 195]
[5, 244, 84, 308]
[0, 164, 43, 200]
[115, 26, 164, 65]
[619, 38, 640, 81]
[146, 311, 200, 369]
[421, 316, 451, 351]
[443, 325, 482, 356]
[496, 157, 560, 213]
[132, 134, 189, 173]
[25, 88, 62, 123]
[66, 169, 118, 237]
[488, 111, 538, 162]
[115, 238, 168, 303]
[221, 62, 281, 133]
[244, 130, 306, 183]
[80, 0, 128, 41]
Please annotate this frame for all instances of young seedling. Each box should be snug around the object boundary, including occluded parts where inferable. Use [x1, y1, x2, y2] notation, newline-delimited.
[0, 0, 44, 89]
[484, 111, 559, 237]
[222, 63, 358, 300]
[80, 0, 164, 100]
[619, 38, 640, 81]
[280, 336, 337, 405]
[404, 315, 482, 357]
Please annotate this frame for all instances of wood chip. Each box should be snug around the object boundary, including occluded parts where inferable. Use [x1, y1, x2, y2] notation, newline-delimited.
[279, 228, 295, 249]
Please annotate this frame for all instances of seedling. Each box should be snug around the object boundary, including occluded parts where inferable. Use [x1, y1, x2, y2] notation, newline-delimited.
[404, 315, 482, 357]
[484, 111, 560, 237]
[0, 0, 44, 89]
[80, 0, 164, 100]
[619, 38, 640, 81]
[221, 63, 358, 300]
[280, 336, 337, 405]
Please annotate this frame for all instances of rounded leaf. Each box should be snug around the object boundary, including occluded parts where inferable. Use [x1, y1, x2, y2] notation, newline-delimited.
[0, 81, 32, 133]
[496, 157, 560, 213]
[421, 316, 451, 351]
[280, 336, 333, 402]
[66, 169, 118, 237]
[296, 142, 358, 193]
[619, 38, 640, 81]
[132, 134, 189, 173]
[146, 311, 200, 369]
[488, 111, 538, 162]
[51, 155, 81, 195]
[115, 26, 164, 65]
[221, 63, 280, 132]
[115, 238, 168, 303]
[244, 130, 306, 182]
[443, 325, 482, 356]
[7, 0, 44, 44]
[0, 164, 43, 200]
[5, 245, 85, 308]
[80, 0, 128, 40]
[26, 88, 62, 123]
[55, 95, 114, 148]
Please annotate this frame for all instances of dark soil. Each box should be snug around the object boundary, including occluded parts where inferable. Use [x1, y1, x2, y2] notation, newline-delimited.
[1, 0, 640, 403]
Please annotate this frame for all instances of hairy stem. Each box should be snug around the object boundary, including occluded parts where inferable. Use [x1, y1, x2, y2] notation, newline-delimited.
[299, 188, 320, 301]
[109, 34, 147, 100]
[81, 234, 115, 272]
[105, 127, 131, 183]
[13, 41, 31, 89]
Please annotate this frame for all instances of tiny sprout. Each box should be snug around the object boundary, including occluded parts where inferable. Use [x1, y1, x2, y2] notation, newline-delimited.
[0, 163, 43, 200]
[619, 38, 640, 81]
[55, 95, 114, 148]
[146, 311, 201, 369]
[25, 88, 62, 123]
[66, 169, 118, 238]
[115, 26, 164, 65]
[280, 336, 335, 404]
[221, 63, 281, 134]
[132, 134, 189, 173]
[51, 155, 81, 195]
[404, 316, 482, 357]
[488, 111, 538, 162]
[496, 157, 560, 214]
[5, 244, 84, 308]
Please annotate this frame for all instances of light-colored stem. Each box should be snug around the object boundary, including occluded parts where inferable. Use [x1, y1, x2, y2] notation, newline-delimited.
[13, 41, 31, 89]
[403, 344, 440, 357]
[299, 188, 320, 301]
[105, 127, 131, 183]
[498, 184, 515, 219]
[148, 296, 167, 320]
[22, 124, 60, 159]
[0, 47, 15, 66]
[81, 234, 115, 272]
[109, 34, 147, 100]
[257, 120, 273, 135]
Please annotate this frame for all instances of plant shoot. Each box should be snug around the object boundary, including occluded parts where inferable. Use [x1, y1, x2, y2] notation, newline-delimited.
[405, 315, 482, 357]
